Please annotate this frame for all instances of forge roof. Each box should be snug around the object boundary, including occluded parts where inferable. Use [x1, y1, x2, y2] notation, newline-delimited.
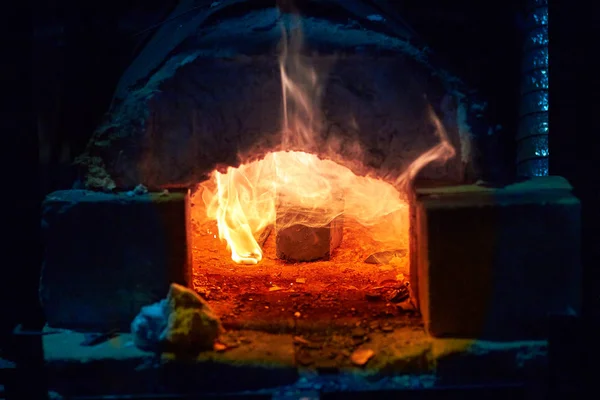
[115, 0, 448, 102]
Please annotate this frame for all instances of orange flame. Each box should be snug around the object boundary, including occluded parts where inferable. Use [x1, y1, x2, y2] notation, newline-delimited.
[198, 11, 454, 264]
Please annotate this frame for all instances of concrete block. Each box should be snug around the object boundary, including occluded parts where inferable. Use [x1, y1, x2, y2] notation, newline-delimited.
[275, 213, 343, 262]
[413, 176, 581, 340]
[275, 191, 344, 262]
[42, 330, 298, 397]
[40, 190, 192, 332]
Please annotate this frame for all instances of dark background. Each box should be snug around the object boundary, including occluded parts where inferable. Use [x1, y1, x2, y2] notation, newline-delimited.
[3, 0, 597, 387]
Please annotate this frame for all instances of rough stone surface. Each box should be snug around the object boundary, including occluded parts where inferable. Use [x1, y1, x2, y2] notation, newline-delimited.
[131, 283, 221, 354]
[42, 329, 298, 397]
[111, 0, 417, 102]
[413, 176, 581, 340]
[75, 3, 492, 191]
[163, 283, 223, 353]
[41, 328, 547, 397]
[40, 190, 193, 332]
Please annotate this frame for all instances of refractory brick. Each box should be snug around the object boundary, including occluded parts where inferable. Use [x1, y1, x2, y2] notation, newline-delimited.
[413, 176, 581, 340]
[40, 190, 192, 332]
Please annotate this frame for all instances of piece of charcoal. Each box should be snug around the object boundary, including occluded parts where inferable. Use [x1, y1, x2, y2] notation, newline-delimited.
[364, 249, 408, 264]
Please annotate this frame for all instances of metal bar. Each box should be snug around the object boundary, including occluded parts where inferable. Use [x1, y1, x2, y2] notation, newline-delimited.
[517, 0, 549, 177]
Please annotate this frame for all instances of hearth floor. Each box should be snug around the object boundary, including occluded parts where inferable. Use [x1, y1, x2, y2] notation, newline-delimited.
[39, 328, 548, 397]
[192, 218, 414, 334]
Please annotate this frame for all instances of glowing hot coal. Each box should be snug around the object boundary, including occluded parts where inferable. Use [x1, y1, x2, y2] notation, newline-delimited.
[198, 13, 455, 265]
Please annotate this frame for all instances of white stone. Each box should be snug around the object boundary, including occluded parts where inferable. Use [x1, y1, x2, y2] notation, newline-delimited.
[131, 283, 222, 354]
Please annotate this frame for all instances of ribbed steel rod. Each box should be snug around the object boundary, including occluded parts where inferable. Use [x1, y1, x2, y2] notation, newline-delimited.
[517, 0, 549, 177]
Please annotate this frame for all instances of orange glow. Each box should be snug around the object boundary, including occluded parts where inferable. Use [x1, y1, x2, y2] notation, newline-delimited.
[195, 13, 454, 264]
[198, 151, 409, 264]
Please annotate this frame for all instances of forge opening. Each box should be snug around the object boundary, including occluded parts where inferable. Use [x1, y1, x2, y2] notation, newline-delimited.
[189, 150, 418, 334]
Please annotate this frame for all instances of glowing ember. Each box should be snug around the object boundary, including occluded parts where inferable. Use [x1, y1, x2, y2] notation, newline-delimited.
[196, 11, 454, 264]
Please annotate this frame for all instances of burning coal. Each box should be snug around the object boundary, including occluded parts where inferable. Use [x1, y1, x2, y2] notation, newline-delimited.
[196, 11, 454, 265]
